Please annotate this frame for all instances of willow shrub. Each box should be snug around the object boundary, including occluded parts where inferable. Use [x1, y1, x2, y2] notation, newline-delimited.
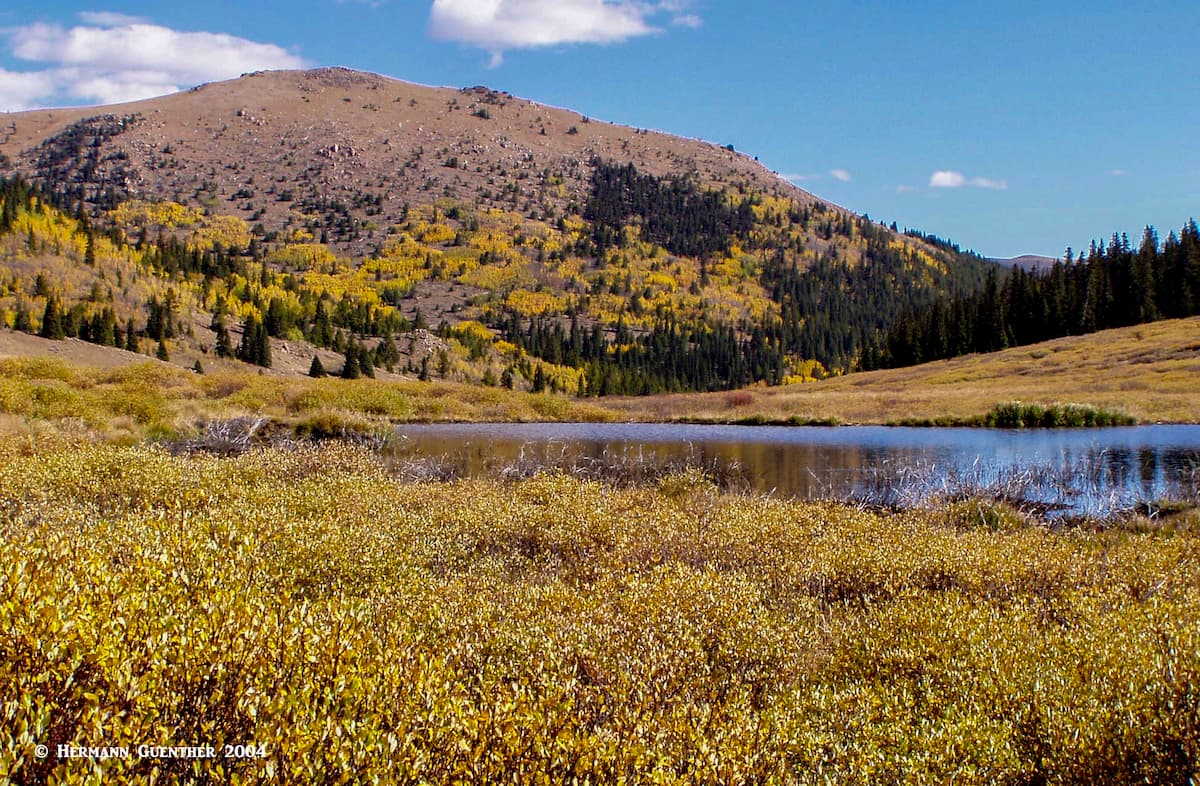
[1, 443, 1197, 784]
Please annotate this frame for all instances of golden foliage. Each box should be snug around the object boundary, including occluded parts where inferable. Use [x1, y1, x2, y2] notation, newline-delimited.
[109, 200, 203, 229]
[505, 289, 566, 318]
[1, 444, 1197, 783]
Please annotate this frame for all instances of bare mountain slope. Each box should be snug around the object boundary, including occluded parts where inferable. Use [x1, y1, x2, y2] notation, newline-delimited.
[1, 67, 820, 254]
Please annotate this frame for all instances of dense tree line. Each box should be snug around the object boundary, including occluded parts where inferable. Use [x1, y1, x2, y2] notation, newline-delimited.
[761, 234, 992, 371]
[867, 221, 1200, 369]
[493, 311, 783, 395]
[584, 160, 754, 257]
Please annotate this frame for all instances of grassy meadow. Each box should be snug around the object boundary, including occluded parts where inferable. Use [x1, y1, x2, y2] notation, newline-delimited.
[2, 441, 1198, 784]
[0, 351, 619, 445]
[606, 317, 1200, 426]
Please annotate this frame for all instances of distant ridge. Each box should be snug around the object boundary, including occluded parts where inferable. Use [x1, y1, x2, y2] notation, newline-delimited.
[989, 254, 1057, 271]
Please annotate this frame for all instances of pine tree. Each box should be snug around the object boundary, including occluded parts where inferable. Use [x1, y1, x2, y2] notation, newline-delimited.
[309, 355, 326, 378]
[238, 315, 270, 367]
[375, 333, 399, 372]
[213, 317, 234, 358]
[311, 300, 333, 347]
[341, 340, 362, 379]
[124, 321, 139, 353]
[156, 340, 170, 362]
[40, 297, 65, 340]
[255, 322, 272, 368]
[13, 301, 31, 332]
[360, 345, 375, 378]
[265, 297, 287, 338]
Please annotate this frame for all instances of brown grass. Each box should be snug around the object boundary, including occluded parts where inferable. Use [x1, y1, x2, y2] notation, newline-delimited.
[603, 317, 1200, 424]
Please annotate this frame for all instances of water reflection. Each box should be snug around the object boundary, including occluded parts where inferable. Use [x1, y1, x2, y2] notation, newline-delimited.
[390, 424, 1200, 518]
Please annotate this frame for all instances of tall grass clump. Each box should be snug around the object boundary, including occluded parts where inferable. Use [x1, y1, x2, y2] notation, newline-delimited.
[980, 401, 1136, 428]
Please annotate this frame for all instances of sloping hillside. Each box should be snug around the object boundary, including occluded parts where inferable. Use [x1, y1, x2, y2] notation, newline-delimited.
[1, 67, 817, 255]
[603, 317, 1200, 424]
[0, 68, 993, 393]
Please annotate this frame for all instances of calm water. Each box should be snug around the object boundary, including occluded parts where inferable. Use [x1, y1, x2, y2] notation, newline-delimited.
[391, 423, 1200, 517]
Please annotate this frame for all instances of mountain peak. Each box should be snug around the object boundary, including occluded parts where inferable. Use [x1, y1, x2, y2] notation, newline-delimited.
[1, 67, 816, 257]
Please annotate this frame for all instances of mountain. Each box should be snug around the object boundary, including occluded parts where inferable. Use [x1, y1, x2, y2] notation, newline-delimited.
[1, 68, 814, 255]
[989, 255, 1057, 271]
[0, 68, 993, 394]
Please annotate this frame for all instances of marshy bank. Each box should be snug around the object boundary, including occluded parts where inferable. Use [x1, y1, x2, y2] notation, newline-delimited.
[388, 421, 1200, 523]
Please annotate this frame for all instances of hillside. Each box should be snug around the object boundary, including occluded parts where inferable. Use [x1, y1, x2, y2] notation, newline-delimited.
[0, 68, 813, 256]
[603, 316, 1200, 424]
[0, 68, 993, 394]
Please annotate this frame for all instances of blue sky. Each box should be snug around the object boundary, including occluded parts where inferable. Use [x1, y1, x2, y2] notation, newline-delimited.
[1, 1, 1197, 258]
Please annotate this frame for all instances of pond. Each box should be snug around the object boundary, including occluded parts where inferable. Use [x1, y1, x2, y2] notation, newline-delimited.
[390, 423, 1200, 518]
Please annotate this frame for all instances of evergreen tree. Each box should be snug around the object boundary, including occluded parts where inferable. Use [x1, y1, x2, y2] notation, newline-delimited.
[308, 355, 326, 378]
[375, 333, 400, 372]
[869, 217, 1200, 370]
[360, 344, 375, 378]
[341, 340, 362, 379]
[40, 297, 65, 340]
[255, 321, 272, 368]
[213, 316, 234, 358]
[237, 315, 271, 367]
[156, 340, 170, 362]
[311, 300, 333, 347]
[265, 297, 288, 338]
[13, 301, 31, 333]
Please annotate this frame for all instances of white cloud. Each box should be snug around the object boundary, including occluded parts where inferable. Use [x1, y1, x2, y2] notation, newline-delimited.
[929, 170, 1007, 190]
[970, 176, 1007, 190]
[76, 12, 147, 26]
[1, 16, 306, 109]
[1109, 168, 1128, 177]
[0, 67, 56, 111]
[930, 170, 967, 188]
[428, 0, 700, 64]
[895, 185, 916, 193]
[829, 168, 851, 182]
